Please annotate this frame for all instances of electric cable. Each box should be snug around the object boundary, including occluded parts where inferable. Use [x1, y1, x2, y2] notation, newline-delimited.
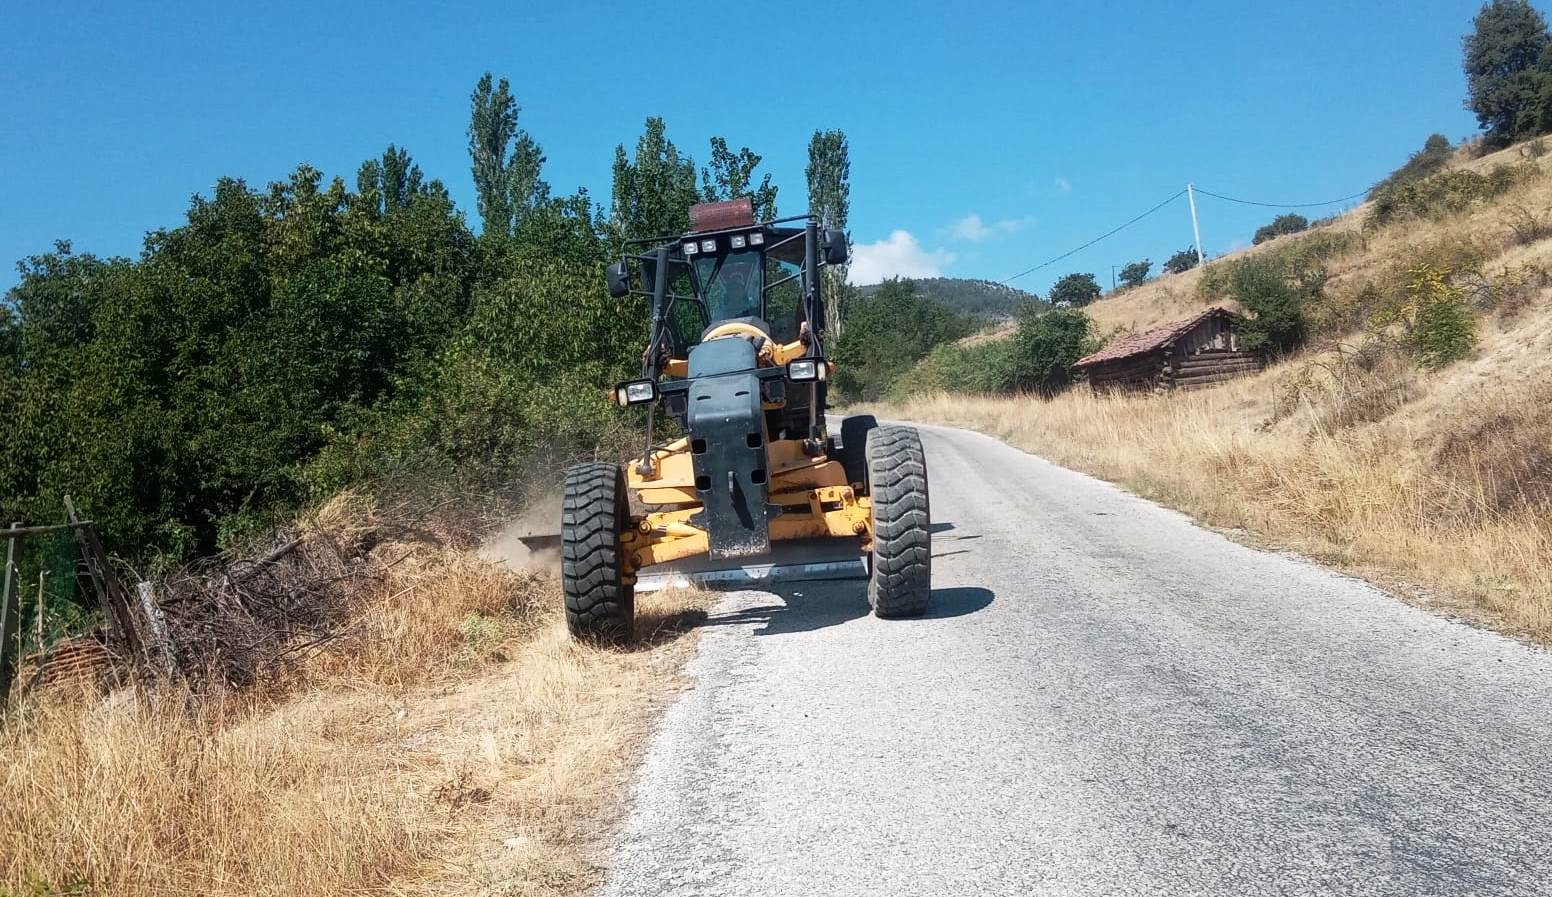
[1190, 185, 1371, 208]
[1002, 189, 1187, 284]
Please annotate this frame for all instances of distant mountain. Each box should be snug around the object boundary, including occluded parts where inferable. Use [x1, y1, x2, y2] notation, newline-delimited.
[858, 277, 1045, 320]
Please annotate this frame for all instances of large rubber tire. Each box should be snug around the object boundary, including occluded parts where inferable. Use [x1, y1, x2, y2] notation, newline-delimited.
[839, 414, 879, 494]
[865, 426, 931, 618]
[561, 462, 635, 642]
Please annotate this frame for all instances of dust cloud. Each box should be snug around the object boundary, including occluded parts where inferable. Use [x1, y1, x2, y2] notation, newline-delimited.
[480, 490, 563, 577]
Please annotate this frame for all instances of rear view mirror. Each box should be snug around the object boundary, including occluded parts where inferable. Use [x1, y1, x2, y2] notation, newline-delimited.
[606, 260, 630, 298]
[822, 229, 848, 265]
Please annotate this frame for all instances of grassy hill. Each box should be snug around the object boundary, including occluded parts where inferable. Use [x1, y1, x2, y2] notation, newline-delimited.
[884, 137, 1552, 641]
[858, 276, 1044, 320]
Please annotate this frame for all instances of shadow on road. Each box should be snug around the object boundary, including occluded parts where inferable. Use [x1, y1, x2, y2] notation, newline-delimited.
[698, 582, 995, 637]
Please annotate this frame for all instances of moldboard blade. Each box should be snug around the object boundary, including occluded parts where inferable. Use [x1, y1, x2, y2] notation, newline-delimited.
[634, 537, 866, 593]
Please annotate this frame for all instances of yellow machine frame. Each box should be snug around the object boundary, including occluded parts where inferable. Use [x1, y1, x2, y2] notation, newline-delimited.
[618, 334, 873, 581]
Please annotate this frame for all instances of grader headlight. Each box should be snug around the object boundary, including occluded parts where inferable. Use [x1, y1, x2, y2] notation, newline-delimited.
[614, 379, 659, 407]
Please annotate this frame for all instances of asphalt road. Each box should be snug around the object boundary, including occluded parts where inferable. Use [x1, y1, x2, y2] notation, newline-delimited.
[599, 422, 1552, 897]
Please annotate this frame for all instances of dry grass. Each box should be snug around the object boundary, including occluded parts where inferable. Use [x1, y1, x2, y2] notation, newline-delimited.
[885, 271, 1552, 639]
[1, 536, 710, 896]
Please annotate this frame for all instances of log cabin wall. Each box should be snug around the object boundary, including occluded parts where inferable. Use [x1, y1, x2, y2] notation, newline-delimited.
[1080, 308, 1264, 393]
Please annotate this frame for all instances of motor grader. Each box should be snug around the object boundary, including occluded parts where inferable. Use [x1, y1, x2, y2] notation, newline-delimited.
[560, 197, 931, 641]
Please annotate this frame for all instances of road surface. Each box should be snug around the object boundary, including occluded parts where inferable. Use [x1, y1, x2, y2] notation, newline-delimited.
[599, 422, 1552, 896]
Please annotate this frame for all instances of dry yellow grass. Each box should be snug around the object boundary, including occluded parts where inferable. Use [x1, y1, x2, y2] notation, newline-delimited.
[887, 377, 1552, 638]
[1, 535, 709, 896]
[887, 138, 1552, 641]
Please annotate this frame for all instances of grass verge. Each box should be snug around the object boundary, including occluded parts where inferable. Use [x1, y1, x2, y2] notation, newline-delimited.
[1, 515, 709, 897]
[879, 380, 1552, 641]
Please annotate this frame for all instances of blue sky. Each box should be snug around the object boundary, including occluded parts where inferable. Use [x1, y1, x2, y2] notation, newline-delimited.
[2, 0, 1483, 296]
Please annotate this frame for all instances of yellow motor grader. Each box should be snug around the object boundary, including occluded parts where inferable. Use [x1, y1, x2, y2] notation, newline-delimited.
[560, 197, 931, 641]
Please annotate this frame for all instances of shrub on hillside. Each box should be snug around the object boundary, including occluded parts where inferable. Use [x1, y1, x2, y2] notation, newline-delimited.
[890, 307, 1095, 398]
[1368, 134, 1455, 199]
[1402, 264, 1477, 369]
[1252, 214, 1310, 245]
[1163, 247, 1200, 274]
[1199, 230, 1356, 354]
[1367, 164, 1534, 227]
[1118, 259, 1151, 289]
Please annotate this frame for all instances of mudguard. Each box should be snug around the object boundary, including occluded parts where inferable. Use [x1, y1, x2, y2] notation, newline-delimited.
[685, 338, 774, 559]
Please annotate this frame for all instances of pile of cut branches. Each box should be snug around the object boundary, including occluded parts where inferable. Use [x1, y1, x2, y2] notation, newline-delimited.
[154, 494, 403, 688]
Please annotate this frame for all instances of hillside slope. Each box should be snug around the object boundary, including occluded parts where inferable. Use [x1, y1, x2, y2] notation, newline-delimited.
[859, 276, 1043, 320]
[887, 138, 1552, 640]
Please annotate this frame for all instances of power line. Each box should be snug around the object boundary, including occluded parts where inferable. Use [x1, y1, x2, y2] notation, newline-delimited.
[1191, 185, 1371, 208]
[1002, 188, 1187, 284]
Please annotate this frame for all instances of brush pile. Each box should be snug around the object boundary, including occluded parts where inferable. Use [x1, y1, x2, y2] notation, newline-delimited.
[154, 494, 397, 688]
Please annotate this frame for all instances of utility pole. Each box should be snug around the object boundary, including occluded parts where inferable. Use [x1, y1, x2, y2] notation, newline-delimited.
[1187, 183, 1206, 267]
[1111, 265, 1118, 291]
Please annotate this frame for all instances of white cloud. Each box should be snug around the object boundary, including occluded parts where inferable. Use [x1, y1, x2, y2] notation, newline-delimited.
[949, 213, 1032, 242]
[848, 230, 955, 285]
[1054, 177, 1073, 194]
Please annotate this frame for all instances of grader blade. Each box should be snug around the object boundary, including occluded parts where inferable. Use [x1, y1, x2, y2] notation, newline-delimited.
[634, 538, 866, 593]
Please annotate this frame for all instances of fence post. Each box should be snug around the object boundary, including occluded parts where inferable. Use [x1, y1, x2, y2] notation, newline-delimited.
[135, 582, 179, 681]
[0, 523, 18, 702]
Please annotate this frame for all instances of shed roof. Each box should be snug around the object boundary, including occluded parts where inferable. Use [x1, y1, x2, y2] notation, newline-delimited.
[1075, 306, 1241, 368]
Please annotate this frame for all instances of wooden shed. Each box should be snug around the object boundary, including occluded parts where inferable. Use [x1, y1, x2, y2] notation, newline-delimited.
[1075, 306, 1262, 392]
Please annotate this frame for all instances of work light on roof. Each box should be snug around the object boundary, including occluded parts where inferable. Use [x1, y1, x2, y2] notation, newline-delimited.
[700, 239, 716, 253]
[730, 235, 747, 249]
[748, 231, 764, 246]
[683, 240, 699, 255]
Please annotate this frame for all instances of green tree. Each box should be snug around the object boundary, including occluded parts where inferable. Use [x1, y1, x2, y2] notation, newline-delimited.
[830, 279, 970, 400]
[806, 129, 852, 337]
[1047, 272, 1102, 307]
[609, 117, 700, 239]
[1225, 260, 1308, 354]
[701, 137, 778, 220]
[1118, 259, 1151, 289]
[468, 73, 548, 238]
[1163, 247, 1200, 274]
[1252, 213, 1310, 245]
[1005, 307, 1096, 394]
[1464, 0, 1552, 145]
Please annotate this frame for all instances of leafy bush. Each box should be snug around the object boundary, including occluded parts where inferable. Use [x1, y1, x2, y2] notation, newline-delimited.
[1163, 248, 1200, 274]
[1047, 272, 1102, 307]
[1199, 230, 1355, 354]
[1367, 164, 1534, 227]
[1004, 307, 1098, 392]
[890, 307, 1095, 398]
[1252, 214, 1309, 245]
[1368, 134, 1454, 198]
[1118, 259, 1151, 289]
[1402, 264, 1478, 369]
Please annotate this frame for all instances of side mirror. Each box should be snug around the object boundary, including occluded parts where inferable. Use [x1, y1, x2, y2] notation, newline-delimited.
[605, 260, 630, 298]
[822, 229, 849, 265]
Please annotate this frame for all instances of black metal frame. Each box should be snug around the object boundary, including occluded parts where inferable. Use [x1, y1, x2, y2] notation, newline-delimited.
[614, 212, 839, 470]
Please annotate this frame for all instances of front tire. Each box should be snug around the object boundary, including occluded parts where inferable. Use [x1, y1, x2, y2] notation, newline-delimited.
[561, 462, 634, 642]
[865, 426, 931, 618]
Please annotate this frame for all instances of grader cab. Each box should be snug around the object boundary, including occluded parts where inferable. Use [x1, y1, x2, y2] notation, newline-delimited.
[561, 197, 931, 641]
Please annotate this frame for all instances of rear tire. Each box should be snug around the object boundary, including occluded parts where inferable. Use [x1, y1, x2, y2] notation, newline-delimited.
[865, 426, 930, 618]
[839, 414, 879, 494]
[561, 462, 634, 642]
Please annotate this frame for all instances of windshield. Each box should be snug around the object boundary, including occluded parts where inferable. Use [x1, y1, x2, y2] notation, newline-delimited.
[693, 249, 764, 322]
[662, 247, 805, 356]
